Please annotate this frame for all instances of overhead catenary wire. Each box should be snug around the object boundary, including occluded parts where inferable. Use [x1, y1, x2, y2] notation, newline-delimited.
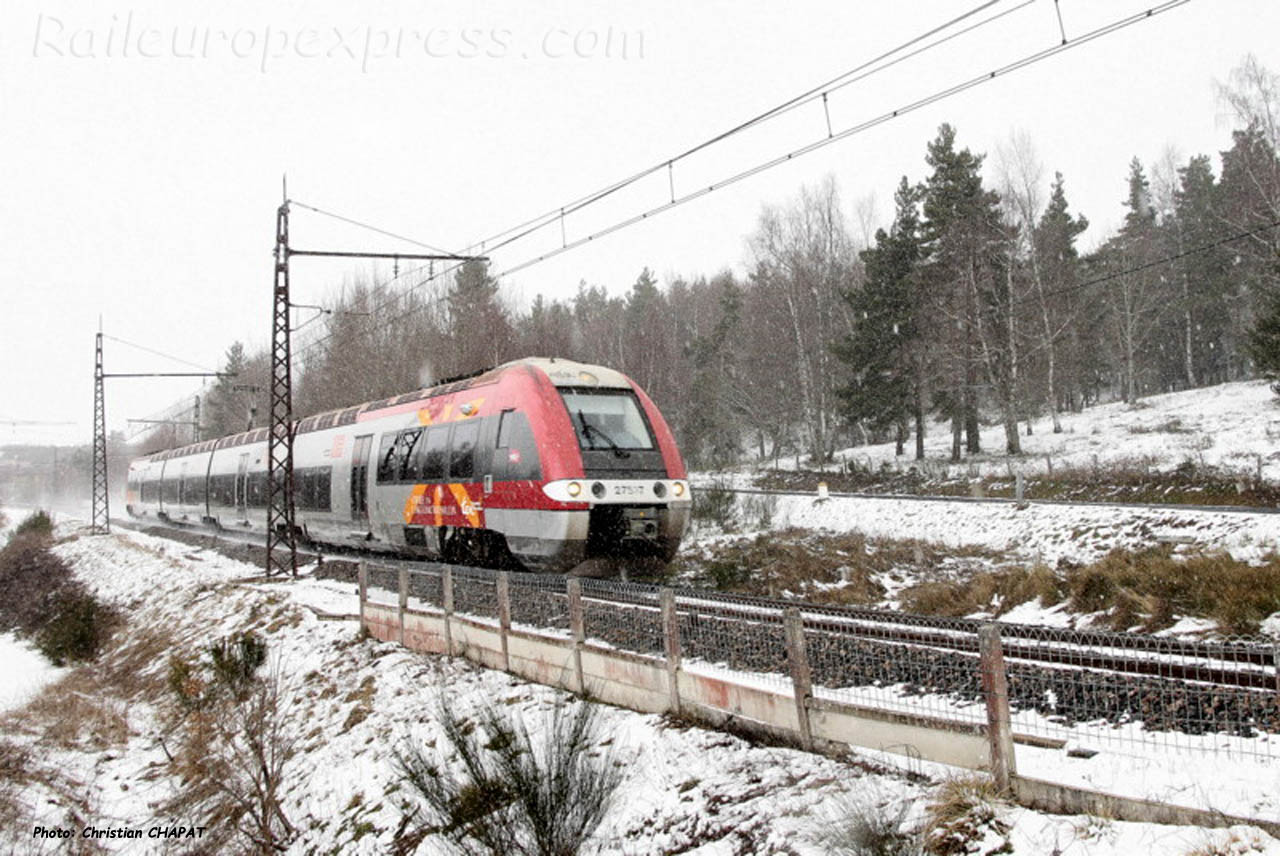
[288, 200, 454, 256]
[292, 0, 1189, 372]
[103, 334, 221, 374]
[289, 1, 1039, 367]
[1021, 215, 1280, 306]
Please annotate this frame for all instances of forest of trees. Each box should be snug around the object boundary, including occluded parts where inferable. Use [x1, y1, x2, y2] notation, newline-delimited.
[188, 57, 1280, 469]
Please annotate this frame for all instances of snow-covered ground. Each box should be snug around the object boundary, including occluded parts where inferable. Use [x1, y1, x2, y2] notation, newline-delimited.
[774, 379, 1280, 482]
[0, 522, 1277, 854]
[0, 633, 65, 713]
[749, 491, 1280, 566]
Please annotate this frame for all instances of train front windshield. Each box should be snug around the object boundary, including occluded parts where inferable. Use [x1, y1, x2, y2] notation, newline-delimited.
[560, 388, 656, 451]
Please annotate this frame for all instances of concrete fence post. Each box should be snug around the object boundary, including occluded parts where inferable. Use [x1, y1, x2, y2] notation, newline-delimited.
[357, 561, 368, 635]
[497, 571, 511, 671]
[1015, 472, 1027, 509]
[660, 588, 682, 715]
[442, 567, 454, 657]
[398, 567, 408, 645]
[980, 624, 1017, 792]
[782, 607, 815, 751]
[567, 578, 586, 695]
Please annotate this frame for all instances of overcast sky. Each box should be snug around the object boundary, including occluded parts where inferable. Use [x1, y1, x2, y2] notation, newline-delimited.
[2, 0, 1278, 447]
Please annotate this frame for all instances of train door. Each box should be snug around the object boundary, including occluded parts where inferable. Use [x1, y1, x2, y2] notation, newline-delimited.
[350, 434, 372, 525]
[235, 453, 250, 519]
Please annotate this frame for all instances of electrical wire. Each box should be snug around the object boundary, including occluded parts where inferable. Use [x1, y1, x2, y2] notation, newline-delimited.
[103, 334, 221, 373]
[293, 0, 1189, 369]
[289, 1, 1036, 365]
[1022, 215, 1280, 306]
[288, 200, 454, 255]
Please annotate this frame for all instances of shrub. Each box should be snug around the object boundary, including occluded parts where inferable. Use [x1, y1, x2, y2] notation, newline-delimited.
[35, 588, 117, 666]
[165, 638, 296, 853]
[691, 480, 735, 529]
[12, 510, 53, 541]
[169, 632, 269, 711]
[0, 532, 75, 634]
[395, 693, 624, 856]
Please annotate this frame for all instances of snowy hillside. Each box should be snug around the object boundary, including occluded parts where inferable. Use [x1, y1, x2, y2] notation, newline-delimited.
[1, 522, 1277, 854]
[820, 379, 1280, 482]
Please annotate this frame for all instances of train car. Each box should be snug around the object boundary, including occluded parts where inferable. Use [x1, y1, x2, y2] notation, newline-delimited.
[126, 357, 691, 572]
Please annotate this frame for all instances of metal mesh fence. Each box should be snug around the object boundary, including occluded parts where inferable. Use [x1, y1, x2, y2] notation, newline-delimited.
[1003, 626, 1279, 761]
[579, 579, 663, 657]
[361, 560, 1280, 764]
[451, 567, 499, 621]
[507, 572, 572, 634]
[675, 591, 789, 687]
[406, 566, 443, 610]
[364, 564, 399, 605]
[801, 606, 986, 726]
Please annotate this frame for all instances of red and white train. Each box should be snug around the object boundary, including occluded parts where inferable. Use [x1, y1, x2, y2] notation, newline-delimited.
[126, 358, 691, 571]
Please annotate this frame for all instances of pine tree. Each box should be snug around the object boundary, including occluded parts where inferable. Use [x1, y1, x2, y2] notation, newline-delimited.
[1033, 172, 1089, 428]
[446, 260, 514, 377]
[919, 124, 1007, 458]
[203, 342, 254, 438]
[834, 177, 926, 457]
[1248, 292, 1280, 395]
[1170, 155, 1233, 386]
[1096, 157, 1164, 403]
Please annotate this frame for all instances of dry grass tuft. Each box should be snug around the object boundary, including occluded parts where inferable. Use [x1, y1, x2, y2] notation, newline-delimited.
[921, 776, 1011, 855]
[1064, 547, 1280, 635]
[900, 564, 1063, 619]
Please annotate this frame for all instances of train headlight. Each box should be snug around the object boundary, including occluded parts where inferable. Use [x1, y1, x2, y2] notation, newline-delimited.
[592, 482, 606, 498]
[673, 482, 686, 498]
[653, 482, 667, 498]
[567, 481, 582, 498]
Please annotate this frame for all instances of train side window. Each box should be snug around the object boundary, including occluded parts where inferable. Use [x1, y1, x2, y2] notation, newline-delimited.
[398, 429, 424, 481]
[316, 467, 332, 511]
[419, 427, 449, 481]
[376, 433, 398, 483]
[495, 410, 540, 481]
[378, 429, 422, 483]
[448, 420, 480, 481]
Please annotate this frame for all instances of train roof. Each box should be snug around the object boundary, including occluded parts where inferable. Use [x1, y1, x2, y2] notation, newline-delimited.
[134, 357, 633, 463]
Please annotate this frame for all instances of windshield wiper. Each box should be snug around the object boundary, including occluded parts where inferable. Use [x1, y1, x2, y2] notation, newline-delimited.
[577, 410, 630, 458]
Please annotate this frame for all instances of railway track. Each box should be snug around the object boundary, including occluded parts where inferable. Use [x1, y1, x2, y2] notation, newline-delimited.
[694, 481, 1280, 516]
[113, 514, 1279, 736]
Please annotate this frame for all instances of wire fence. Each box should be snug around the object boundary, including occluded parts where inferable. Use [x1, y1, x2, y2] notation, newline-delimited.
[363, 561, 1280, 767]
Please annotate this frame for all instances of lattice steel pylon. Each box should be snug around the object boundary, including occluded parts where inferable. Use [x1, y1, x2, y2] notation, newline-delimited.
[266, 199, 297, 577]
[91, 330, 110, 534]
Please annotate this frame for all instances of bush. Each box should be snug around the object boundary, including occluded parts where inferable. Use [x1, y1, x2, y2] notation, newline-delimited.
[691, 480, 735, 529]
[165, 636, 296, 853]
[12, 510, 53, 541]
[35, 588, 117, 666]
[395, 693, 624, 856]
[0, 532, 75, 634]
[0, 530, 115, 665]
[169, 632, 269, 711]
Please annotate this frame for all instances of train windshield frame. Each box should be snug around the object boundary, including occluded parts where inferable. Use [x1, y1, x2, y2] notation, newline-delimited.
[559, 388, 656, 452]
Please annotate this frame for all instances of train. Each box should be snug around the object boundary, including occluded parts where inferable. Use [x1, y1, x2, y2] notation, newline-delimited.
[125, 357, 691, 572]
